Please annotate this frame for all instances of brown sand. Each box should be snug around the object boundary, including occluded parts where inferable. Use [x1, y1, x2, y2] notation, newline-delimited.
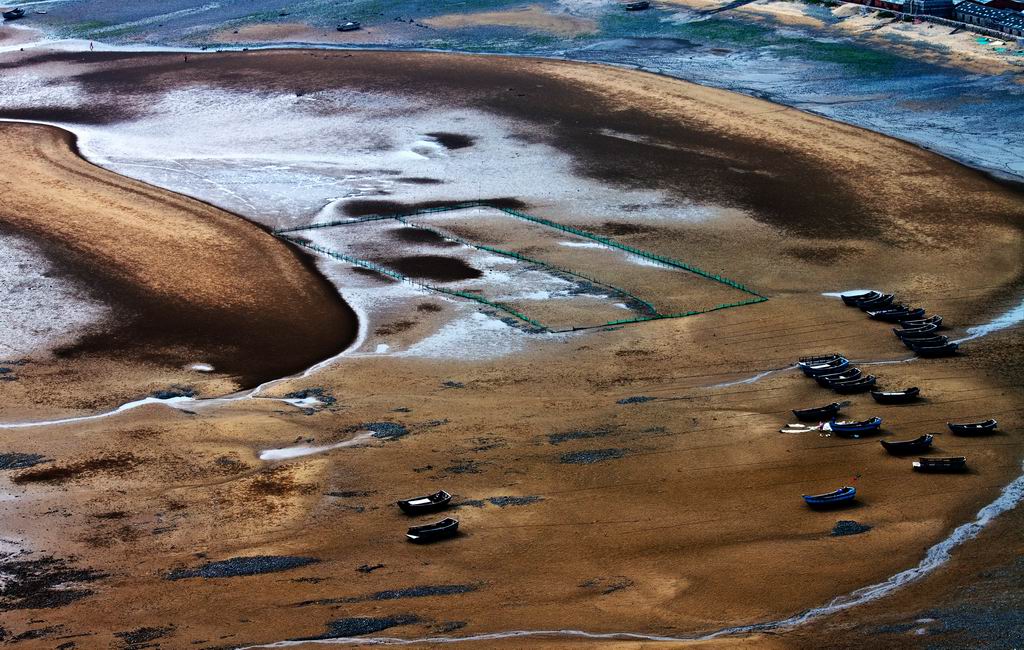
[0, 123, 357, 410]
[424, 5, 599, 35]
[0, 50, 1021, 648]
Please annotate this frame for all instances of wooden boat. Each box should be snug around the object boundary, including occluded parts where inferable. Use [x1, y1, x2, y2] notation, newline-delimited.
[947, 419, 997, 435]
[2, 8, 25, 20]
[880, 434, 933, 455]
[800, 357, 850, 376]
[337, 20, 361, 31]
[397, 490, 452, 515]
[624, 0, 651, 8]
[857, 293, 895, 310]
[903, 335, 948, 349]
[406, 517, 459, 543]
[913, 456, 966, 473]
[901, 315, 942, 328]
[841, 291, 880, 306]
[871, 387, 920, 404]
[792, 402, 842, 422]
[912, 342, 959, 357]
[815, 368, 862, 386]
[832, 375, 876, 394]
[893, 324, 939, 338]
[869, 308, 926, 323]
[828, 416, 882, 436]
[803, 486, 856, 507]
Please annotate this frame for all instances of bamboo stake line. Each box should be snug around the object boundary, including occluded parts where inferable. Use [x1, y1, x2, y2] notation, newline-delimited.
[275, 201, 768, 331]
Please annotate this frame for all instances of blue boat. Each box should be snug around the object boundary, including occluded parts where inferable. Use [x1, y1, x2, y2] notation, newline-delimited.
[803, 486, 856, 507]
[828, 417, 882, 437]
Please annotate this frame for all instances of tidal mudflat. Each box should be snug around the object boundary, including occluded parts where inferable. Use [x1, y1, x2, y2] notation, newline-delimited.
[0, 46, 1021, 648]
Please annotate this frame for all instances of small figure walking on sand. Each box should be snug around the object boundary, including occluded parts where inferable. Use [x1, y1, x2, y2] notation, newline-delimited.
[89, 41, 94, 51]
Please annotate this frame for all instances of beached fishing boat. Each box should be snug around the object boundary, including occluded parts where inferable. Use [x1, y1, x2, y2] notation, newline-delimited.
[901, 315, 942, 328]
[624, 0, 651, 8]
[913, 456, 967, 473]
[397, 490, 452, 515]
[841, 290, 880, 306]
[893, 324, 939, 338]
[869, 307, 927, 323]
[816, 368, 863, 387]
[803, 486, 856, 507]
[337, 20, 361, 31]
[912, 342, 959, 357]
[798, 353, 843, 364]
[799, 357, 849, 376]
[871, 387, 920, 404]
[406, 517, 459, 543]
[948, 419, 997, 435]
[831, 375, 876, 394]
[3, 8, 25, 20]
[880, 434, 933, 455]
[792, 402, 842, 421]
[903, 335, 949, 349]
[828, 416, 882, 436]
[857, 293, 895, 310]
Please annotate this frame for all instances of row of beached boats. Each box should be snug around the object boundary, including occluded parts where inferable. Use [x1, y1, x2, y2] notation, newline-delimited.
[840, 290, 958, 357]
[797, 353, 916, 398]
[792, 352, 998, 508]
[397, 490, 458, 543]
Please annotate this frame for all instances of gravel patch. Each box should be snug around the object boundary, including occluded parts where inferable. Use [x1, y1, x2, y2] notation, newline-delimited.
[0, 453, 48, 471]
[299, 615, 420, 640]
[547, 428, 615, 445]
[488, 496, 542, 507]
[831, 520, 872, 537]
[284, 387, 337, 406]
[616, 396, 656, 405]
[559, 448, 628, 464]
[0, 556, 106, 611]
[166, 556, 318, 580]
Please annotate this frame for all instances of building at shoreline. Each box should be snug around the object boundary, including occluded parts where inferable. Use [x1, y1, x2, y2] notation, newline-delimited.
[955, 0, 1024, 35]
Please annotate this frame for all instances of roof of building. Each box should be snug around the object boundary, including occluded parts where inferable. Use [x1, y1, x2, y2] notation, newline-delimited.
[956, 0, 1024, 24]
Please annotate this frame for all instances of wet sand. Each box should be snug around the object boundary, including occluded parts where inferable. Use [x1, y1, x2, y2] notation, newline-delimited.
[0, 49, 1021, 648]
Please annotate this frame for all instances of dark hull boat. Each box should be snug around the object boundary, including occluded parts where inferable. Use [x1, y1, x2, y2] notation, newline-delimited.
[800, 358, 850, 376]
[3, 8, 25, 20]
[832, 375, 876, 394]
[912, 342, 959, 357]
[397, 490, 452, 515]
[913, 456, 967, 473]
[903, 335, 948, 349]
[871, 387, 920, 404]
[880, 434, 933, 455]
[624, 0, 651, 9]
[815, 368, 862, 386]
[799, 353, 843, 364]
[857, 294, 895, 310]
[803, 486, 856, 507]
[406, 517, 459, 543]
[792, 402, 842, 422]
[337, 20, 361, 31]
[948, 419, 997, 435]
[869, 308, 927, 323]
[828, 416, 882, 436]
[893, 324, 939, 339]
[901, 315, 942, 328]
[842, 291, 880, 306]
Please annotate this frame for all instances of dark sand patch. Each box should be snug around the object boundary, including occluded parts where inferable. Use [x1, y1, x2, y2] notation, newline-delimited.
[425, 132, 476, 150]
[342, 197, 525, 218]
[398, 177, 444, 185]
[297, 583, 478, 606]
[389, 226, 459, 247]
[0, 453, 49, 470]
[296, 615, 419, 640]
[0, 556, 106, 611]
[12, 453, 140, 484]
[378, 255, 481, 282]
[559, 448, 628, 464]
